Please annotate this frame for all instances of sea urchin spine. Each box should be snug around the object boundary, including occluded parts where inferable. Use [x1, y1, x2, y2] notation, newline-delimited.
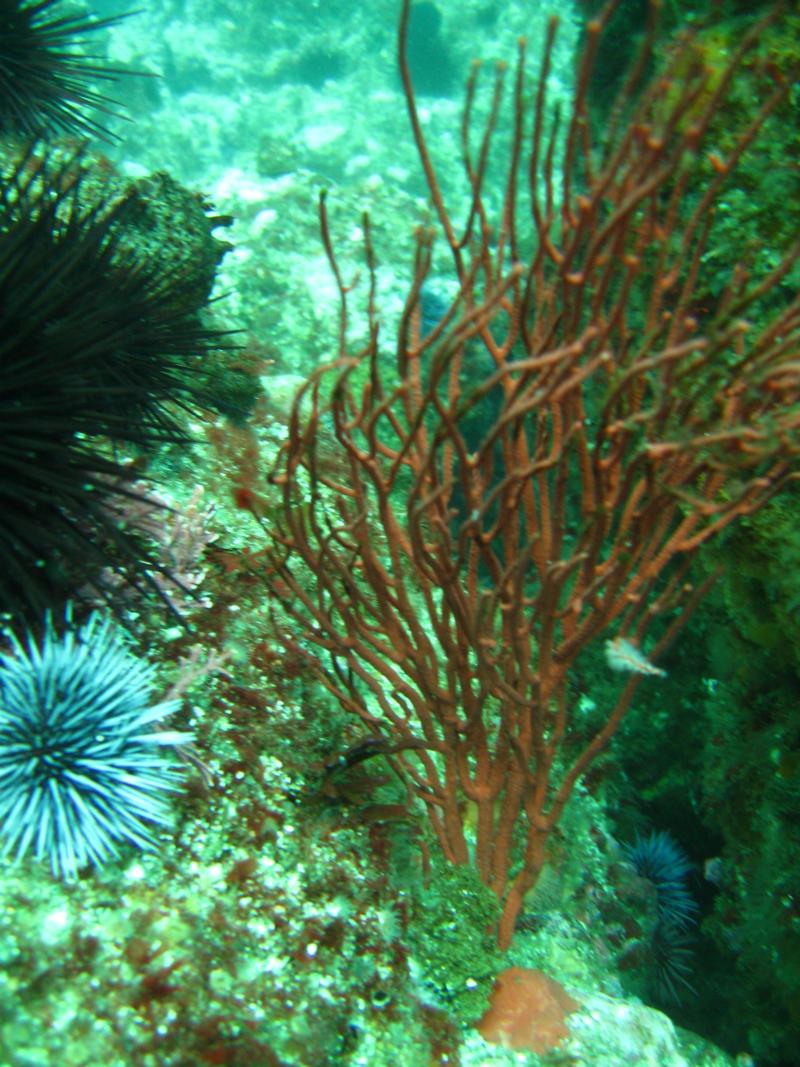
[0, 607, 192, 879]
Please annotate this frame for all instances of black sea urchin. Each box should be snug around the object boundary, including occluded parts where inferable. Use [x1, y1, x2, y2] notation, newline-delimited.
[625, 831, 698, 1002]
[0, 0, 132, 140]
[0, 607, 191, 879]
[0, 146, 230, 620]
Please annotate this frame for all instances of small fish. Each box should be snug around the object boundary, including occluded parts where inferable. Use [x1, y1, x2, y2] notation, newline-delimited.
[604, 636, 666, 677]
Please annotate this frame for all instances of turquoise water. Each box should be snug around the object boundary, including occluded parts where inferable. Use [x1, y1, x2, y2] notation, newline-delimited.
[1, 2, 799, 1065]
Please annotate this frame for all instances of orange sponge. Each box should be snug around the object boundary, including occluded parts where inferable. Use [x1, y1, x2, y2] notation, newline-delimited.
[476, 967, 580, 1053]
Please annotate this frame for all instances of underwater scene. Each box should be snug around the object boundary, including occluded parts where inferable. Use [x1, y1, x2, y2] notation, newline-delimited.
[1, 0, 800, 1063]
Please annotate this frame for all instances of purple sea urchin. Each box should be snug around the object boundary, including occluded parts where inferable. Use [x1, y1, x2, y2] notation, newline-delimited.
[0, 608, 191, 879]
[625, 831, 698, 1002]
[625, 831, 698, 929]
